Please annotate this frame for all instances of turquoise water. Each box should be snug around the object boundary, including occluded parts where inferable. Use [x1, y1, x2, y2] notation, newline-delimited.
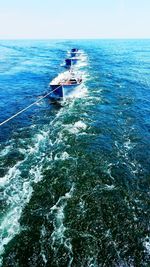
[0, 40, 150, 266]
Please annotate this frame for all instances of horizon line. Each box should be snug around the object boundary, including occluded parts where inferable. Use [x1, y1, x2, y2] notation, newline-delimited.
[0, 37, 150, 41]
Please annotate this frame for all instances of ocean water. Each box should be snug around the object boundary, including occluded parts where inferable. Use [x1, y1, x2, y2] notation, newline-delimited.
[0, 39, 150, 267]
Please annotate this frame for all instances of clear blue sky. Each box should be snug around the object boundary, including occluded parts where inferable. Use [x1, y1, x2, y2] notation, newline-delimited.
[0, 0, 150, 39]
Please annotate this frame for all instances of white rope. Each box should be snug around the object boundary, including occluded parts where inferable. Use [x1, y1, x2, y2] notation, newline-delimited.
[0, 85, 61, 127]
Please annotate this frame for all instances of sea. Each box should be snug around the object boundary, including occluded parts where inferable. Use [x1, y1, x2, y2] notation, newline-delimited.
[0, 39, 150, 267]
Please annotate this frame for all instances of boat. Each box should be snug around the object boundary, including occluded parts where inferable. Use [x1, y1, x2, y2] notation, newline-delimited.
[70, 48, 79, 57]
[65, 57, 80, 67]
[69, 48, 83, 57]
[50, 71, 82, 99]
[65, 49, 83, 67]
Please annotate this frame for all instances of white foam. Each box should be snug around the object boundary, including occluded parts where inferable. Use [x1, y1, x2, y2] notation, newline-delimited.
[27, 132, 45, 154]
[87, 256, 99, 267]
[124, 138, 133, 150]
[0, 207, 22, 260]
[36, 133, 45, 142]
[40, 224, 48, 264]
[0, 131, 46, 264]
[61, 151, 70, 160]
[63, 84, 88, 99]
[106, 163, 115, 180]
[64, 238, 73, 267]
[54, 151, 70, 161]
[102, 184, 115, 190]
[29, 165, 43, 183]
[0, 165, 42, 263]
[74, 121, 87, 129]
[0, 145, 12, 157]
[68, 121, 87, 134]
[0, 164, 21, 187]
[41, 253, 47, 264]
[79, 199, 85, 211]
[50, 184, 74, 251]
[143, 236, 150, 255]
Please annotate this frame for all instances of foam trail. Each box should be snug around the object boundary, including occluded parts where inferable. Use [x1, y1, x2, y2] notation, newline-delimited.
[50, 184, 74, 248]
[0, 130, 48, 265]
[64, 238, 74, 267]
[65, 120, 87, 135]
[50, 184, 75, 266]
[0, 166, 42, 266]
[0, 97, 78, 265]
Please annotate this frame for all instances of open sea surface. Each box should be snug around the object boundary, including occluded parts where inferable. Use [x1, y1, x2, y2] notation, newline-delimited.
[0, 39, 150, 267]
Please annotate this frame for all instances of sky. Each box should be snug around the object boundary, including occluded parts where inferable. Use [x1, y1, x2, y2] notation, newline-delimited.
[0, 0, 150, 39]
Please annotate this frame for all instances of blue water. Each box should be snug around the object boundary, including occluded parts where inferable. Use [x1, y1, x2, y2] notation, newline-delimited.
[0, 39, 150, 267]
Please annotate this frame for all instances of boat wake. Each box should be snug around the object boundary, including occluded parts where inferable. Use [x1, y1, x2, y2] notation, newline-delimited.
[0, 77, 89, 265]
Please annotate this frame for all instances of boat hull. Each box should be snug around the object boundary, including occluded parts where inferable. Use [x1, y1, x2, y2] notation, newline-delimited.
[65, 58, 79, 66]
[50, 83, 82, 99]
[50, 84, 63, 99]
[70, 52, 78, 57]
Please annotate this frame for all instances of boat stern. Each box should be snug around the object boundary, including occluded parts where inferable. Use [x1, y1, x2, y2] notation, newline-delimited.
[50, 84, 63, 99]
